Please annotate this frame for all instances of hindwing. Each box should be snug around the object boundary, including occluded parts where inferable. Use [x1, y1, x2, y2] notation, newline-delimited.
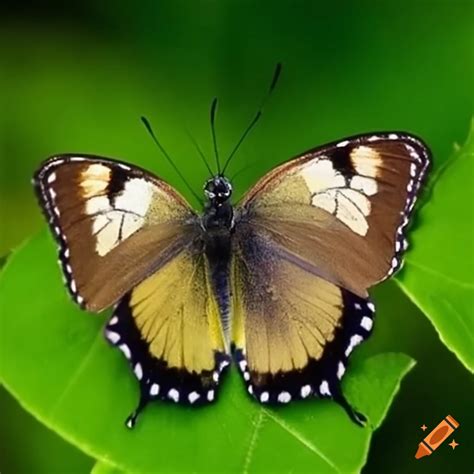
[105, 241, 230, 427]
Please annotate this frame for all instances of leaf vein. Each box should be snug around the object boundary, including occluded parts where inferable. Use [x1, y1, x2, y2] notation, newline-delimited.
[242, 410, 265, 474]
[48, 329, 104, 419]
[403, 259, 474, 289]
[263, 409, 340, 473]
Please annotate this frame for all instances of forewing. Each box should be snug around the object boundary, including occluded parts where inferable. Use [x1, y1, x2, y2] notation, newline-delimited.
[34, 155, 196, 311]
[105, 241, 231, 426]
[232, 225, 372, 421]
[238, 133, 430, 296]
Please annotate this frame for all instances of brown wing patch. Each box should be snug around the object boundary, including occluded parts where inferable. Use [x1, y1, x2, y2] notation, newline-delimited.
[238, 133, 430, 296]
[34, 155, 195, 311]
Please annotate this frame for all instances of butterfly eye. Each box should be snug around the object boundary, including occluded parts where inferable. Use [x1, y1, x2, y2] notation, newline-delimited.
[204, 177, 232, 201]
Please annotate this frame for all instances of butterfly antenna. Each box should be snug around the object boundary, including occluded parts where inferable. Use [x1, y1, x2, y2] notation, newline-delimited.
[229, 163, 258, 182]
[141, 116, 203, 205]
[184, 128, 214, 176]
[210, 97, 221, 174]
[221, 63, 282, 175]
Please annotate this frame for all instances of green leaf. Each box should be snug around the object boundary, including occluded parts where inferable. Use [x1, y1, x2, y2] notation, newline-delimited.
[396, 122, 474, 372]
[0, 232, 414, 474]
[91, 461, 123, 474]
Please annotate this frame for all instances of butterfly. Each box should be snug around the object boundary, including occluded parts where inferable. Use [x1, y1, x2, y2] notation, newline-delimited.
[33, 129, 430, 428]
[33, 69, 430, 428]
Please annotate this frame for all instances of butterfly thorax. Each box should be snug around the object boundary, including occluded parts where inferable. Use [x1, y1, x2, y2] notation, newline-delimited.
[202, 175, 234, 231]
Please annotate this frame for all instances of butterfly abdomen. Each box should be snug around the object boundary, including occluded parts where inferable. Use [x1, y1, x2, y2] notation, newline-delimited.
[204, 230, 232, 341]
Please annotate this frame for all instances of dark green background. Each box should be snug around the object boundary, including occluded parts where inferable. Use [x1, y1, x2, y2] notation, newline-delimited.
[1, 1, 472, 473]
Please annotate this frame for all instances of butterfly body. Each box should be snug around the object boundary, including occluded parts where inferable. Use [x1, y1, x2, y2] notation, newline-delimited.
[33, 132, 430, 428]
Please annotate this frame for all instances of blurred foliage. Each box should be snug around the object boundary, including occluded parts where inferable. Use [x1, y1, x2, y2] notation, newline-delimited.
[0, 1, 473, 473]
[0, 385, 93, 473]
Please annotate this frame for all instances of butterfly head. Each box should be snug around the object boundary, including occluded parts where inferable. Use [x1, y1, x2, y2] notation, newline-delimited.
[204, 176, 232, 205]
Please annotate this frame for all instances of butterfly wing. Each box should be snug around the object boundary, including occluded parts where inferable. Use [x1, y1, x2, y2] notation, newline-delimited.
[35, 155, 230, 426]
[106, 241, 230, 428]
[239, 133, 430, 296]
[232, 224, 372, 422]
[232, 133, 430, 420]
[34, 155, 195, 311]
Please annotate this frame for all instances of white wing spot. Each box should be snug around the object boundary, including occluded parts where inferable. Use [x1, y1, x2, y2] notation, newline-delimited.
[277, 391, 291, 403]
[361, 316, 373, 331]
[337, 362, 346, 379]
[350, 146, 381, 178]
[150, 383, 160, 396]
[134, 363, 143, 380]
[80, 164, 111, 198]
[311, 191, 337, 214]
[86, 196, 110, 215]
[260, 392, 269, 403]
[301, 159, 346, 195]
[319, 380, 331, 396]
[405, 144, 420, 161]
[300, 385, 311, 398]
[119, 343, 131, 359]
[105, 330, 120, 344]
[345, 334, 364, 357]
[189, 391, 200, 404]
[334, 191, 370, 236]
[168, 388, 180, 402]
[350, 176, 377, 196]
[207, 389, 215, 402]
[114, 178, 154, 216]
